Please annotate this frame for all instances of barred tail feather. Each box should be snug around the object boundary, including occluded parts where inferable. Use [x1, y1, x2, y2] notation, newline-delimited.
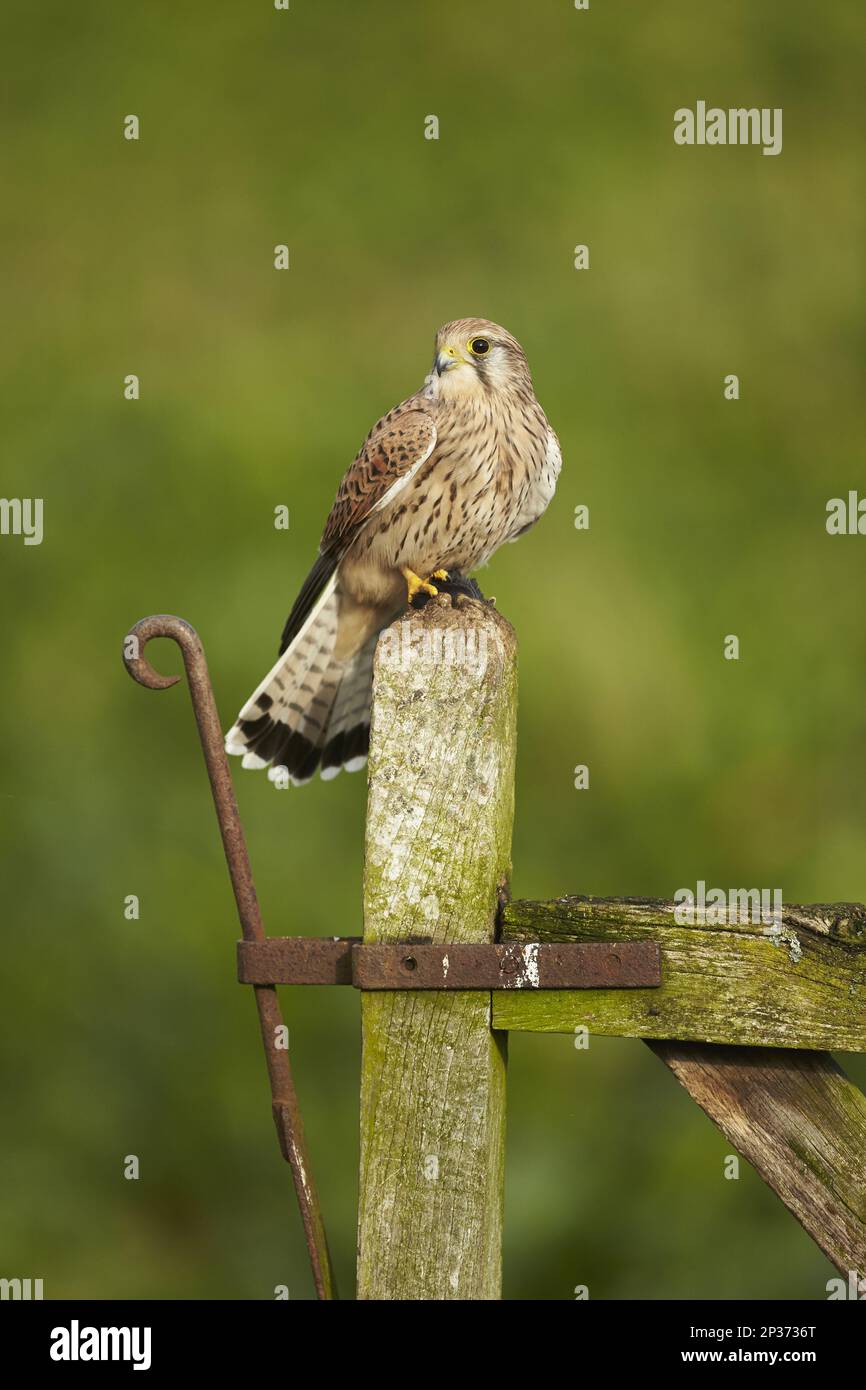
[225, 575, 383, 786]
[319, 633, 379, 780]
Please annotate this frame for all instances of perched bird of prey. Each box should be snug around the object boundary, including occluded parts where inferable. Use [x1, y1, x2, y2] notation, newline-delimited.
[225, 318, 561, 785]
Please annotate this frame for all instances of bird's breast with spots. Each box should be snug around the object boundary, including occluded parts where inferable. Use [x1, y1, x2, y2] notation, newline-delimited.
[359, 399, 553, 578]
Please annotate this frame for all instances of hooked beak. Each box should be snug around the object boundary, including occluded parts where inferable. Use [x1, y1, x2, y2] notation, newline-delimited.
[435, 346, 462, 375]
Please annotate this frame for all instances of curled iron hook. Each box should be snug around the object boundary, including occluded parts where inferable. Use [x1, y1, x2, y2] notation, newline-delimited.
[123, 614, 335, 1300]
[124, 613, 189, 691]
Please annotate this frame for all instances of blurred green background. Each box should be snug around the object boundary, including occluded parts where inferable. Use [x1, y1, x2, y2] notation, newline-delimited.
[2, 0, 865, 1300]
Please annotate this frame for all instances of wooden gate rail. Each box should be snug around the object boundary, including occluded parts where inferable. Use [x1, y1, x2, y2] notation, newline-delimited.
[495, 897, 866, 1279]
[495, 896, 866, 1050]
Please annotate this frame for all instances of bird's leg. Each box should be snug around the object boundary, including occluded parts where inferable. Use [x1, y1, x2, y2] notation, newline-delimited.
[401, 567, 440, 603]
[430, 569, 449, 581]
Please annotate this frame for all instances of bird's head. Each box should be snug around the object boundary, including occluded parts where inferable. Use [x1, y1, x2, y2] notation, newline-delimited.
[429, 318, 532, 399]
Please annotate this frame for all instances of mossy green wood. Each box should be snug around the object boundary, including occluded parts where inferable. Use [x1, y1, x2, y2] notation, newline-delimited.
[494, 897, 866, 1050]
[358, 599, 516, 1301]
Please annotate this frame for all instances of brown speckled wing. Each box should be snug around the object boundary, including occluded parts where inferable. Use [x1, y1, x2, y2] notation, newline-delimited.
[320, 404, 437, 558]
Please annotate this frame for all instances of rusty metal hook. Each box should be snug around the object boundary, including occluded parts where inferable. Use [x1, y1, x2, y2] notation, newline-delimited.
[123, 614, 335, 1300]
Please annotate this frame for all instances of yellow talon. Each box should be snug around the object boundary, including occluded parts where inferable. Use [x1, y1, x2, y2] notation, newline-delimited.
[402, 567, 439, 602]
[431, 569, 449, 581]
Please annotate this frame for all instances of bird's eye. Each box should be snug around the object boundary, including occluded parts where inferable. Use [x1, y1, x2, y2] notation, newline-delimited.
[468, 337, 490, 356]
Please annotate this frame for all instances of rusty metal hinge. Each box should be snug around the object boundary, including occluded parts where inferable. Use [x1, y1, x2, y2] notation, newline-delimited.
[237, 937, 661, 990]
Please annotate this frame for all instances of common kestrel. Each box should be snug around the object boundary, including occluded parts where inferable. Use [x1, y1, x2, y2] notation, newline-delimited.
[225, 318, 562, 784]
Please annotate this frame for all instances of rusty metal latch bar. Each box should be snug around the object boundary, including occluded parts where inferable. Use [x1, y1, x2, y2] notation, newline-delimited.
[237, 938, 662, 990]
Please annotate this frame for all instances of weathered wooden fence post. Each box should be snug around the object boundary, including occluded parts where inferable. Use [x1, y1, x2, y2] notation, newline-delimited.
[357, 596, 517, 1300]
